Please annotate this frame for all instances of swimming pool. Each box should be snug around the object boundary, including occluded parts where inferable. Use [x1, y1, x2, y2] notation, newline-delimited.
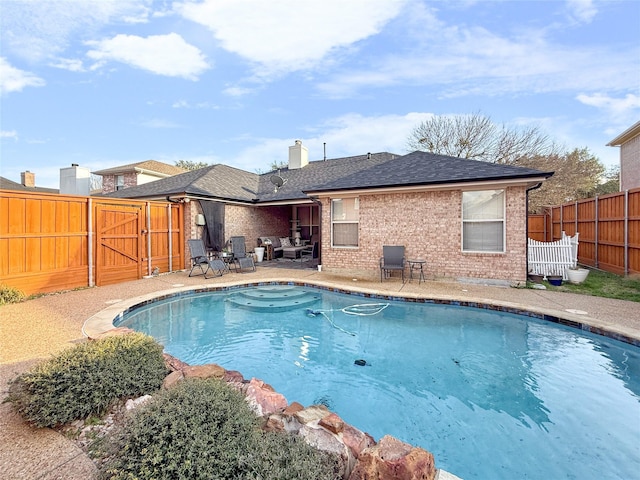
[116, 285, 640, 480]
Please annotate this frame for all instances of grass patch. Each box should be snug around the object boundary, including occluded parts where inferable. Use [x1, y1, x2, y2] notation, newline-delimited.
[547, 268, 640, 302]
[0, 284, 25, 305]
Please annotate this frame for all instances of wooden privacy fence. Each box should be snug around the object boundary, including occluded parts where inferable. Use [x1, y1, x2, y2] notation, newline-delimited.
[0, 190, 184, 295]
[527, 187, 640, 276]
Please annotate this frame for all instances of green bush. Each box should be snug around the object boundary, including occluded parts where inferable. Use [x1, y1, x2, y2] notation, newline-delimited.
[6, 333, 168, 427]
[0, 284, 25, 305]
[100, 378, 340, 480]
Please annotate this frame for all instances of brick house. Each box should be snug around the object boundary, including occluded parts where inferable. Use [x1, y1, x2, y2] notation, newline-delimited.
[106, 141, 552, 284]
[607, 120, 640, 192]
[94, 160, 186, 194]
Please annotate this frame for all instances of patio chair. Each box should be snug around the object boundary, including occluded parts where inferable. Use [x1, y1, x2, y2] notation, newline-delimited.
[300, 241, 318, 264]
[380, 245, 406, 283]
[230, 236, 256, 272]
[187, 239, 226, 279]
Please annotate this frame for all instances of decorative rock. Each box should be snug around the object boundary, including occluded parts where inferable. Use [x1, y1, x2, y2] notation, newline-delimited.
[319, 412, 345, 434]
[348, 435, 436, 480]
[162, 370, 184, 389]
[299, 424, 354, 479]
[125, 395, 153, 411]
[163, 353, 189, 372]
[245, 378, 288, 416]
[342, 423, 376, 459]
[294, 404, 331, 425]
[283, 401, 305, 415]
[182, 364, 226, 379]
[264, 413, 304, 434]
[223, 369, 245, 383]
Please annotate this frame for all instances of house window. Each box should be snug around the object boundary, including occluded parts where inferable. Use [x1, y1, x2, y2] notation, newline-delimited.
[462, 190, 505, 252]
[116, 175, 125, 191]
[331, 198, 359, 247]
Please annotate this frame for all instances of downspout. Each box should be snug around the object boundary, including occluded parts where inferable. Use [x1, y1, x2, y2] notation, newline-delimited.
[525, 182, 544, 281]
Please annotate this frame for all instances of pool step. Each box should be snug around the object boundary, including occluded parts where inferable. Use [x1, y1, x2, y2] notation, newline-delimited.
[227, 288, 321, 312]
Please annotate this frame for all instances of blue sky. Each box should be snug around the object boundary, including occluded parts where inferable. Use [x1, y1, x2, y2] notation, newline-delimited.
[1, 0, 638, 188]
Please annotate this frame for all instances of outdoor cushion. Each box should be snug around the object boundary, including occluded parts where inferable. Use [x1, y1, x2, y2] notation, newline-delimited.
[280, 237, 292, 247]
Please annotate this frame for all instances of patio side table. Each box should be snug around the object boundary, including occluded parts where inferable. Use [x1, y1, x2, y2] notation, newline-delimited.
[408, 259, 426, 284]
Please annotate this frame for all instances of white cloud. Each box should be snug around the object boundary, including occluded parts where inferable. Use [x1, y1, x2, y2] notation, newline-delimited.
[139, 118, 183, 128]
[175, 0, 406, 76]
[50, 58, 85, 72]
[0, 58, 46, 94]
[225, 111, 433, 172]
[172, 100, 219, 109]
[0, 1, 154, 62]
[1, 130, 19, 140]
[566, 0, 598, 24]
[317, 3, 637, 99]
[86, 33, 209, 80]
[576, 93, 640, 129]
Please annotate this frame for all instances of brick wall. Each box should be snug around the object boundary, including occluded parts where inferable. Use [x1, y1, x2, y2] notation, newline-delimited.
[101, 173, 138, 194]
[621, 134, 640, 191]
[319, 187, 528, 283]
[225, 204, 290, 250]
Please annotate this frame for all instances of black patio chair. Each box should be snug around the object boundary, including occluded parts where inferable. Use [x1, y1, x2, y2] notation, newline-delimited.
[230, 236, 256, 272]
[187, 239, 226, 279]
[380, 245, 406, 282]
[300, 241, 318, 264]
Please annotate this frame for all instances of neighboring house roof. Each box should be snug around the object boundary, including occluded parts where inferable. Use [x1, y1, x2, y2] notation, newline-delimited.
[106, 164, 260, 202]
[0, 176, 59, 193]
[607, 121, 640, 146]
[93, 160, 186, 177]
[305, 151, 553, 193]
[104, 150, 552, 203]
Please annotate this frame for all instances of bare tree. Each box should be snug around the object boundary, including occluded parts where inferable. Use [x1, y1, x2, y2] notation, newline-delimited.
[407, 112, 557, 164]
[90, 174, 102, 193]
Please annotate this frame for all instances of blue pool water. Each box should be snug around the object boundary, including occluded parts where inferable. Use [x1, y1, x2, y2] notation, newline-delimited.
[116, 285, 640, 480]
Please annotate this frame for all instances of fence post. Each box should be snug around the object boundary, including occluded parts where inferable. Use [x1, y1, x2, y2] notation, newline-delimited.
[624, 190, 629, 276]
[88, 197, 94, 287]
[146, 202, 152, 276]
[594, 195, 599, 269]
[168, 203, 173, 272]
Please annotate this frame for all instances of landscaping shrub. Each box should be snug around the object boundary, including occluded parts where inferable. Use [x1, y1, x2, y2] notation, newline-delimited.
[6, 333, 167, 427]
[100, 378, 340, 480]
[0, 284, 25, 305]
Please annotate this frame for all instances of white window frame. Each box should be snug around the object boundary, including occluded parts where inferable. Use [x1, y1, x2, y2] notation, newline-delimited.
[461, 189, 505, 253]
[115, 175, 125, 191]
[331, 197, 359, 248]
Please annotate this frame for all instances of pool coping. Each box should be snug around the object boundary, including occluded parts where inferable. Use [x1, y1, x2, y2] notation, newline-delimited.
[82, 278, 640, 347]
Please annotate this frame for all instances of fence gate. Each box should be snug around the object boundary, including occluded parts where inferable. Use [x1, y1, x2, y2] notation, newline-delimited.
[96, 204, 144, 286]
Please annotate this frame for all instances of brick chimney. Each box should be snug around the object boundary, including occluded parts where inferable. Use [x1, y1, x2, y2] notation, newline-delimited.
[21, 171, 35, 187]
[288, 140, 309, 170]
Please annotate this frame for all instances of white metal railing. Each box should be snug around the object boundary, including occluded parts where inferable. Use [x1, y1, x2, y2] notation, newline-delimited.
[528, 232, 579, 279]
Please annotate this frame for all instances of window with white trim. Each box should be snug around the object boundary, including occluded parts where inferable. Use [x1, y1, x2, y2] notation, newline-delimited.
[462, 190, 505, 252]
[331, 198, 359, 247]
[116, 175, 125, 191]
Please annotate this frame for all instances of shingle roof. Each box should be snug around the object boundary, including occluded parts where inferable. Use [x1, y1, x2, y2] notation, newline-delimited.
[93, 160, 186, 176]
[104, 150, 552, 203]
[106, 164, 260, 201]
[305, 151, 553, 193]
[0, 176, 59, 193]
